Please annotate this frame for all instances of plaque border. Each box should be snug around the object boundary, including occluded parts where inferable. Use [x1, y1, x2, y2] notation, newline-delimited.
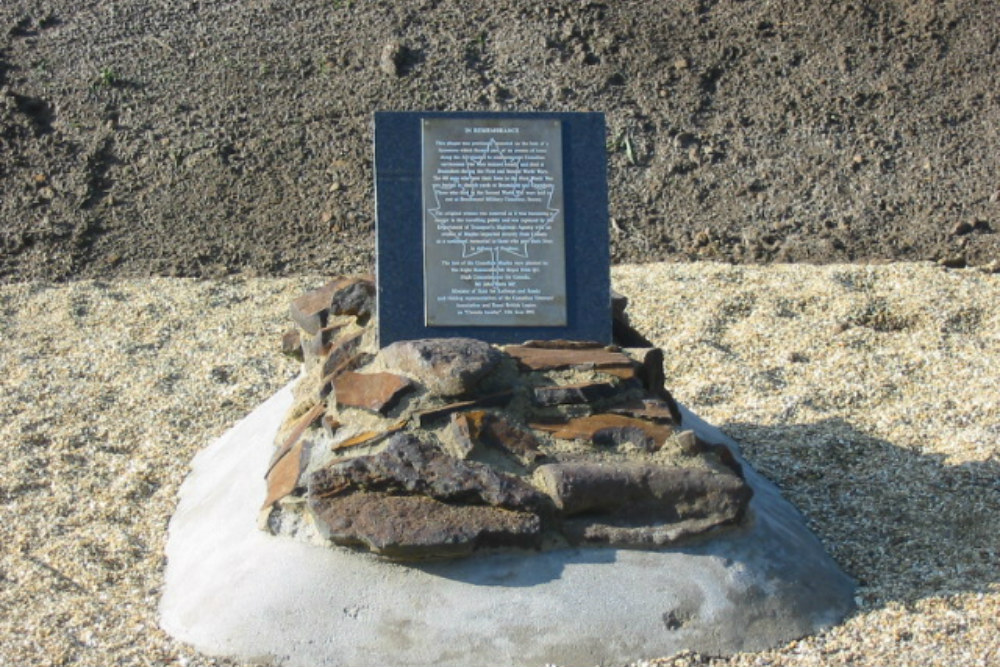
[375, 111, 611, 346]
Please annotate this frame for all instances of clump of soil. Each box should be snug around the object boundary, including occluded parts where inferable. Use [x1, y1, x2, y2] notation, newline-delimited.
[2, 1, 998, 283]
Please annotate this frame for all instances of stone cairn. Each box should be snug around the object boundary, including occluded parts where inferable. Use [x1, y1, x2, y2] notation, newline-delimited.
[263, 275, 752, 560]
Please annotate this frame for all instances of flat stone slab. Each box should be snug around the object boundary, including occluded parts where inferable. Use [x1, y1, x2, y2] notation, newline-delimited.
[160, 380, 855, 667]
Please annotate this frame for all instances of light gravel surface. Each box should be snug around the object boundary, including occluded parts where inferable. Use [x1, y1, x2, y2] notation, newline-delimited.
[1, 263, 997, 667]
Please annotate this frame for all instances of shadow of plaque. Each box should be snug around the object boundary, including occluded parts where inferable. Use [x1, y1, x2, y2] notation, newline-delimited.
[375, 112, 611, 345]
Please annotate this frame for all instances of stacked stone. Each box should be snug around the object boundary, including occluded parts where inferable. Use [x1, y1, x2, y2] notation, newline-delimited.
[264, 276, 752, 560]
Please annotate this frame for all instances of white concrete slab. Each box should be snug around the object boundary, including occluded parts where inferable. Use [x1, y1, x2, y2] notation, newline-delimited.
[160, 381, 854, 667]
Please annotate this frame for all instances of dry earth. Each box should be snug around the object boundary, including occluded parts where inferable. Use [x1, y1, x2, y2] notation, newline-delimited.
[2, 0, 1000, 282]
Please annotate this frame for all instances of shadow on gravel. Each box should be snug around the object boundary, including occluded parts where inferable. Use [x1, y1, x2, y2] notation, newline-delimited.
[723, 419, 999, 609]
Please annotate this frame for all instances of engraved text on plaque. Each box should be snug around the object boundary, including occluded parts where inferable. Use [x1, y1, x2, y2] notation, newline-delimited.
[422, 118, 566, 327]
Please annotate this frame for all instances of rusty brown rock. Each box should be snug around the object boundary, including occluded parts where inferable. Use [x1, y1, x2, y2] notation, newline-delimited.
[309, 492, 542, 560]
[262, 438, 310, 510]
[520, 339, 606, 350]
[505, 345, 634, 371]
[262, 402, 325, 510]
[597, 364, 640, 380]
[320, 330, 364, 378]
[445, 410, 477, 459]
[310, 434, 548, 511]
[329, 275, 375, 321]
[307, 435, 550, 558]
[532, 381, 621, 407]
[377, 338, 502, 397]
[290, 278, 347, 335]
[280, 328, 302, 361]
[610, 399, 676, 423]
[413, 390, 515, 426]
[332, 421, 406, 452]
[535, 462, 744, 514]
[447, 411, 545, 466]
[290, 275, 374, 335]
[531, 414, 675, 451]
[303, 323, 346, 366]
[534, 462, 752, 546]
[318, 352, 373, 400]
[267, 402, 325, 477]
[332, 371, 413, 415]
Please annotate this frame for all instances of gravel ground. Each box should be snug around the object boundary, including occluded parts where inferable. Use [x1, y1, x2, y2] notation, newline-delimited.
[1, 262, 998, 666]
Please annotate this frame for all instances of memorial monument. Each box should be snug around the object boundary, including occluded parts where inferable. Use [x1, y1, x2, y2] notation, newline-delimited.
[159, 112, 856, 667]
[375, 111, 610, 344]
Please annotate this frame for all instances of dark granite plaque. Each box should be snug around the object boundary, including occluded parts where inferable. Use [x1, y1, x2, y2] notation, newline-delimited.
[422, 118, 566, 327]
[376, 111, 610, 346]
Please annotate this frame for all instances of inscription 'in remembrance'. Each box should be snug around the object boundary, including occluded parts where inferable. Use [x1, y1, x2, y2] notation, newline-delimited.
[422, 118, 567, 327]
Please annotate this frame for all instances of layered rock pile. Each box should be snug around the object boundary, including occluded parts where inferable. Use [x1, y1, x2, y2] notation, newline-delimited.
[262, 275, 752, 560]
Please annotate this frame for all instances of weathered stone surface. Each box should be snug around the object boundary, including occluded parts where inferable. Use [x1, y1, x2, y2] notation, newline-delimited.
[444, 412, 477, 459]
[270, 279, 758, 561]
[289, 276, 374, 335]
[531, 413, 675, 451]
[413, 390, 515, 426]
[329, 276, 375, 321]
[320, 330, 364, 378]
[280, 328, 302, 361]
[309, 492, 541, 559]
[267, 402, 325, 477]
[332, 371, 413, 415]
[505, 344, 634, 371]
[446, 411, 545, 466]
[532, 381, 621, 406]
[611, 398, 677, 423]
[377, 338, 502, 397]
[520, 339, 605, 350]
[303, 323, 346, 366]
[535, 462, 751, 546]
[263, 438, 309, 511]
[596, 364, 640, 380]
[289, 278, 344, 335]
[536, 462, 749, 515]
[310, 434, 548, 512]
[308, 434, 549, 559]
[318, 352, 373, 401]
[262, 403, 326, 512]
[332, 421, 406, 452]
[624, 347, 683, 424]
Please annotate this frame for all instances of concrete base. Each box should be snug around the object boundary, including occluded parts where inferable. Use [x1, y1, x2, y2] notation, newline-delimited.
[159, 381, 855, 667]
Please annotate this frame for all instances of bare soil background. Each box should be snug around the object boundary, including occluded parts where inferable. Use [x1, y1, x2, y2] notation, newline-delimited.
[2, 0, 999, 283]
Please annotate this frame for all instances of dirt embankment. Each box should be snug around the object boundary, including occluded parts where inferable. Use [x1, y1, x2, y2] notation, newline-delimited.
[2, 0, 998, 283]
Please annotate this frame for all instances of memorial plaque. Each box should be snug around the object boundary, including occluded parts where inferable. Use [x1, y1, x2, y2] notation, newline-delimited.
[422, 118, 566, 327]
[375, 111, 610, 346]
